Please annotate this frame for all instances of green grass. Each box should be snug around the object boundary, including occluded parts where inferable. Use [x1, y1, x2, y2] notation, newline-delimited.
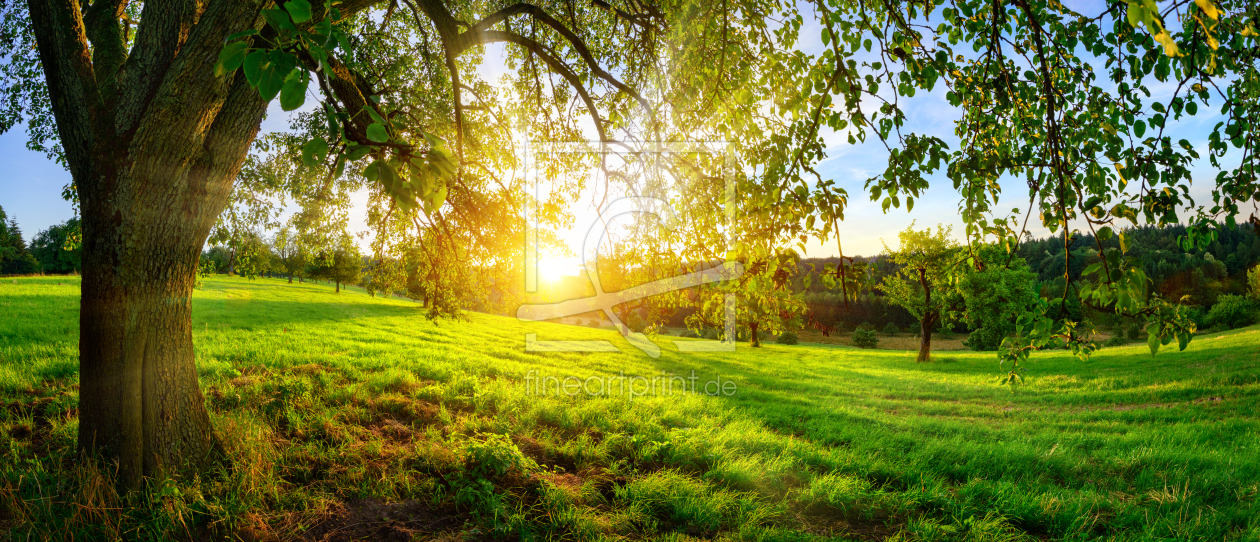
[2, 275, 1259, 541]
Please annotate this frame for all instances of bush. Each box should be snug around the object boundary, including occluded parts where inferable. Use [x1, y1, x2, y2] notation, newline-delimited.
[963, 326, 1005, 351]
[1206, 295, 1257, 330]
[775, 331, 798, 345]
[1104, 335, 1127, 347]
[882, 323, 900, 336]
[856, 322, 874, 332]
[702, 327, 720, 340]
[852, 329, 879, 348]
[679, 329, 700, 338]
[1124, 323, 1143, 341]
[1249, 267, 1260, 301]
[1249, 265, 1260, 300]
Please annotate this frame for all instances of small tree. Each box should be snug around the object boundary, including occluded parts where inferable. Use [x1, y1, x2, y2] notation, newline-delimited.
[958, 246, 1039, 351]
[311, 248, 362, 293]
[1248, 265, 1260, 301]
[272, 228, 308, 284]
[688, 251, 806, 348]
[329, 250, 362, 293]
[877, 223, 966, 362]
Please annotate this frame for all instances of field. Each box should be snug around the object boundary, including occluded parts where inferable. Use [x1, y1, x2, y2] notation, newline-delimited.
[2, 275, 1259, 541]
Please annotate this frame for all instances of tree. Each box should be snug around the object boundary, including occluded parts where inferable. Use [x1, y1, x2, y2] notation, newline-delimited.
[958, 246, 1038, 351]
[311, 248, 361, 293]
[271, 228, 307, 284]
[30, 218, 82, 274]
[878, 223, 966, 362]
[1248, 265, 1260, 301]
[7, 0, 797, 487]
[0, 206, 39, 275]
[689, 251, 806, 347]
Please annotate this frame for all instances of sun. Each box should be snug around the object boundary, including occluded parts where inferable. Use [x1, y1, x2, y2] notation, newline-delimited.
[537, 255, 572, 283]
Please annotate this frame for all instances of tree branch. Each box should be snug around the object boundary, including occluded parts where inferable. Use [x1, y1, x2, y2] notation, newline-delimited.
[26, 0, 103, 189]
[481, 29, 610, 142]
[115, 0, 205, 136]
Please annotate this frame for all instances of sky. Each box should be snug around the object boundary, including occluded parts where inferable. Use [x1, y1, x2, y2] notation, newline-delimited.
[0, 0, 1242, 276]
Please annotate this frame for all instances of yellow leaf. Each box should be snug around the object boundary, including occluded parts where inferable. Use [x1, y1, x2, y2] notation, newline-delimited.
[1154, 31, 1180, 57]
[1242, 25, 1258, 37]
[1193, 0, 1220, 20]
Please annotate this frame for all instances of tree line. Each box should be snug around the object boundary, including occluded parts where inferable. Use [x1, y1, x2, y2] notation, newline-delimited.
[794, 222, 1260, 359]
[0, 206, 81, 275]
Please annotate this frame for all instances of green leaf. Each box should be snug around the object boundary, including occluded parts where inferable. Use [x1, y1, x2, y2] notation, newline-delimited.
[363, 159, 381, 183]
[279, 70, 308, 111]
[301, 137, 328, 167]
[224, 29, 260, 42]
[366, 122, 389, 143]
[431, 185, 448, 211]
[1133, 120, 1146, 138]
[1119, 230, 1130, 253]
[345, 143, 371, 162]
[1146, 324, 1160, 356]
[214, 41, 249, 77]
[256, 50, 296, 102]
[284, 0, 312, 24]
[261, 8, 296, 33]
[242, 50, 268, 88]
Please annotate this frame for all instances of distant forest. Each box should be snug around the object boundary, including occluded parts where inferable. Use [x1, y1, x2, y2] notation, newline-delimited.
[796, 223, 1260, 334]
[0, 206, 81, 275]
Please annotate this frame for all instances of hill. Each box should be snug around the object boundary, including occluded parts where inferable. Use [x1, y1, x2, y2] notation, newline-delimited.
[2, 276, 1259, 541]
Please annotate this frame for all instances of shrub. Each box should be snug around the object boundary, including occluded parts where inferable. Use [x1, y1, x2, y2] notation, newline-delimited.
[1206, 295, 1257, 330]
[1124, 323, 1143, 341]
[856, 322, 874, 332]
[882, 323, 900, 336]
[963, 326, 1006, 351]
[1249, 265, 1260, 300]
[852, 329, 879, 348]
[679, 329, 700, 338]
[702, 327, 720, 340]
[775, 331, 799, 345]
[1104, 335, 1127, 347]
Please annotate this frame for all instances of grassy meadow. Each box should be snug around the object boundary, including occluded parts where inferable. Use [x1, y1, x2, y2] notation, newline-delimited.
[1, 275, 1259, 541]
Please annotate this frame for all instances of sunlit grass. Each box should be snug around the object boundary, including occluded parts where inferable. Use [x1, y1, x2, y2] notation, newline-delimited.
[1, 275, 1258, 540]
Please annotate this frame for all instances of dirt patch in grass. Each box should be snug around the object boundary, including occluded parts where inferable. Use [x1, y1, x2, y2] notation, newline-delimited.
[796, 330, 971, 350]
[301, 498, 473, 542]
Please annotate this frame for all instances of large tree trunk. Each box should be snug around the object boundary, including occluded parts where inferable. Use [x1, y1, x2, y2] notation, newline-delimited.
[79, 213, 221, 485]
[27, 0, 276, 489]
